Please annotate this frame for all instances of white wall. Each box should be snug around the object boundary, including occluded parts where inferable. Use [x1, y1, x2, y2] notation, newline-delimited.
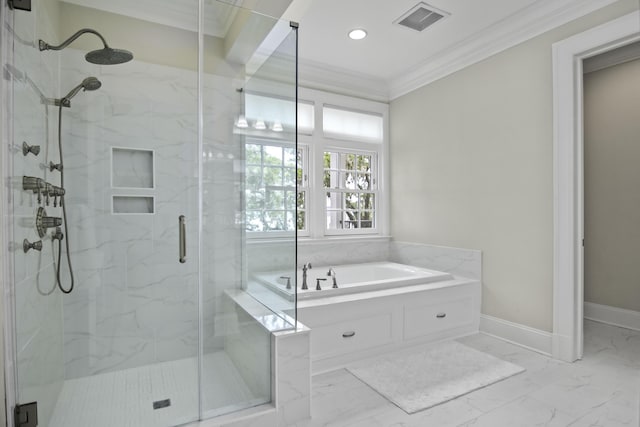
[390, 0, 639, 332]
[584, 58, 640, 312]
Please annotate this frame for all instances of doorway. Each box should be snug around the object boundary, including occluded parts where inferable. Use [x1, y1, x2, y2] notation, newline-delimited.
[552, 10, 640, 362]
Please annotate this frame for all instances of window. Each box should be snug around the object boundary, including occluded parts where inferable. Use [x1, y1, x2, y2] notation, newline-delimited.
[323, 106, 384, 143]
[245, 93, 315, 134]
[245, 141, 304, 233]
[243, 88, 388, 238]
[324, 151, 377, 231]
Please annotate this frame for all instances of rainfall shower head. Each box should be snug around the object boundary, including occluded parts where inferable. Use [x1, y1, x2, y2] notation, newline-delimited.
[39, 28, 134, 65]
[59, 77, 102, 107]
[85, 47, 133, 65]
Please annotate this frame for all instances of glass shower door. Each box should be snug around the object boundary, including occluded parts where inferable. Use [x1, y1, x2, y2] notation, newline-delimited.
[9, 0, 296, 426]
[10, 1, 201, 426]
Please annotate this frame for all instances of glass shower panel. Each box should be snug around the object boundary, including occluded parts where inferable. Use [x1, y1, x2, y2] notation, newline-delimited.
[242, 22, 299, 323]
[200, 2, 297, 418]
[11, 1, 201, 426]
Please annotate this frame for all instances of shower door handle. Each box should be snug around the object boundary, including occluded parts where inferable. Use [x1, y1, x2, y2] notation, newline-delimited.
[179, 215, 186, 263]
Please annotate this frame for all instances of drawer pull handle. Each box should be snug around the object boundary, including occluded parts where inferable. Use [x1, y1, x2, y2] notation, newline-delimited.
[342, 331, 356, 338]
[436, 313, 447, 319]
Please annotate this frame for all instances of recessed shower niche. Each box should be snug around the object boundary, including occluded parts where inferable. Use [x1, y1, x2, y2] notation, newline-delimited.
[111, 147, 155, 214]
[111, 147, 154, 188]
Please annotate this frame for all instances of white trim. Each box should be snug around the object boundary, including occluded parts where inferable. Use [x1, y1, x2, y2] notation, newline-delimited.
[584, 302, 640, 332]
[389, 0, 620, 100]
[552, 11, 640, 362]
[479, 315, 553, 356]
[298, 59, 389, 103]
[583, 41, 640, 73]
[296, 0, 629, 102]
[297, 87, 390, 240]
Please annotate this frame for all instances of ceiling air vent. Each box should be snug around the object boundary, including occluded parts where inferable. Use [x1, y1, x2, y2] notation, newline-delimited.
[394, 2, 450, 32]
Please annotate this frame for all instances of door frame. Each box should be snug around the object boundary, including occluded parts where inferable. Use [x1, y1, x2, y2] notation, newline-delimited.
[552, 10, 640, 362]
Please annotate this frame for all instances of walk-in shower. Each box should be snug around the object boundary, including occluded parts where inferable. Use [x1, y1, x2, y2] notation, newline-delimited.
[4, 1, 298, 426]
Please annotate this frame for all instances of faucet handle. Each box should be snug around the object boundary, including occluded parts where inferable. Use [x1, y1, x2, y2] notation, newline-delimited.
[315, 278, 327, 291]
[279, 276, 292, 290]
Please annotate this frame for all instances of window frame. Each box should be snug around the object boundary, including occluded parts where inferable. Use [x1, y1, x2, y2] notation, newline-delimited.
[323, 147, 379, 235]
[243, 88, 389, 240]
[303, 88, 389, 239]
[244, 137, 308, 239]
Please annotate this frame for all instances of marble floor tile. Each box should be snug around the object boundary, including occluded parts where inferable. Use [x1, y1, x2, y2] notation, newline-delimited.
[300, 319, 640, 427]
[458, 395, 576, 427]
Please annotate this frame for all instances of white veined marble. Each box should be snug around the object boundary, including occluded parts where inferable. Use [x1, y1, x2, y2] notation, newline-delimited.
[58, 48, 246, 380]
[291, 320, 640, 427]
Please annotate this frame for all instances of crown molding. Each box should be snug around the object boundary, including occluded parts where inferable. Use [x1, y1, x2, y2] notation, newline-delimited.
[298, 59, 390, 103]
[388, 0, 619, 100]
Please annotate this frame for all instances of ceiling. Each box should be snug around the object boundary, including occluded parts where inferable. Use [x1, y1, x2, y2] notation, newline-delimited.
[286, 0, 620, 99]
[294, 0, 538, 81]
[63, 0, 622, 99]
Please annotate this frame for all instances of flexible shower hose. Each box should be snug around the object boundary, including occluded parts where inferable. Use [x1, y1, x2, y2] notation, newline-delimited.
[55, 102, 75, 294]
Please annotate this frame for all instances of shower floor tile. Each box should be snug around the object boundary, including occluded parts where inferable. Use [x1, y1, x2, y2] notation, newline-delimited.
[48, 351, 265, 427]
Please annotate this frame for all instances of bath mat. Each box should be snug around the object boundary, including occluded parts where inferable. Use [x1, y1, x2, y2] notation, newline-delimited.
[347, 340, 525, 414]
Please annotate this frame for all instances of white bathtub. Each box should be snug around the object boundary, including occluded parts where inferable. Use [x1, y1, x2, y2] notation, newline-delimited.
[253, 262, 454, 301]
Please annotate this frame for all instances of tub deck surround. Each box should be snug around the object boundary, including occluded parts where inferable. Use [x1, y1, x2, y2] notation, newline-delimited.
[299, 278, 481, 374]
[390, 241, 482, 281]
[253, 262, 454, 301]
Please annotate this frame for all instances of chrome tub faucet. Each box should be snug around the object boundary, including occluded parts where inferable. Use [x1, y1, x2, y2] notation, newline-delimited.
[327, 267, 338, 288]
[302, 263, 312, 290]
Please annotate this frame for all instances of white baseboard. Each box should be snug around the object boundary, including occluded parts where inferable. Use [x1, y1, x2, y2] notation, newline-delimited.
[584, 302, 640, 332]
[480, 314, 553, 356]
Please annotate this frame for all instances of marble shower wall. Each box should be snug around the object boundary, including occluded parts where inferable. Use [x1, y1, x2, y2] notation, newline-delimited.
[9, 1, 65, 424]
[60, 50, 243, 379]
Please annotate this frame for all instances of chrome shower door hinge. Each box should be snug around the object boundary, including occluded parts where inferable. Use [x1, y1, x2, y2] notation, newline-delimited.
[15, 401, 38, 427]
[8, 0, 32, 11]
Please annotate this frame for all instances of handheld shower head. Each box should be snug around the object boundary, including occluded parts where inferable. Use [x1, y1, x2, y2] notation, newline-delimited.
[39, 28, 134, 65]
[59, 77, 102, 107]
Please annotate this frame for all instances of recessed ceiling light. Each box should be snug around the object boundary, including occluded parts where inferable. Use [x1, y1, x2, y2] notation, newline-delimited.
[348, 29, 367, 40]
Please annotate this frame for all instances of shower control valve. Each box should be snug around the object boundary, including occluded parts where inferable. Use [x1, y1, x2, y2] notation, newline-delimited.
[36, 207, 62, 238]
[44, 183, 53, 206]
[47, 186, 65, 207]
[23, 176, 45, 204]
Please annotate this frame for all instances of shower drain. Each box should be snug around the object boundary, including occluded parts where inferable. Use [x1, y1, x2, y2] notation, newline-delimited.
[153, 399, 171, 410]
